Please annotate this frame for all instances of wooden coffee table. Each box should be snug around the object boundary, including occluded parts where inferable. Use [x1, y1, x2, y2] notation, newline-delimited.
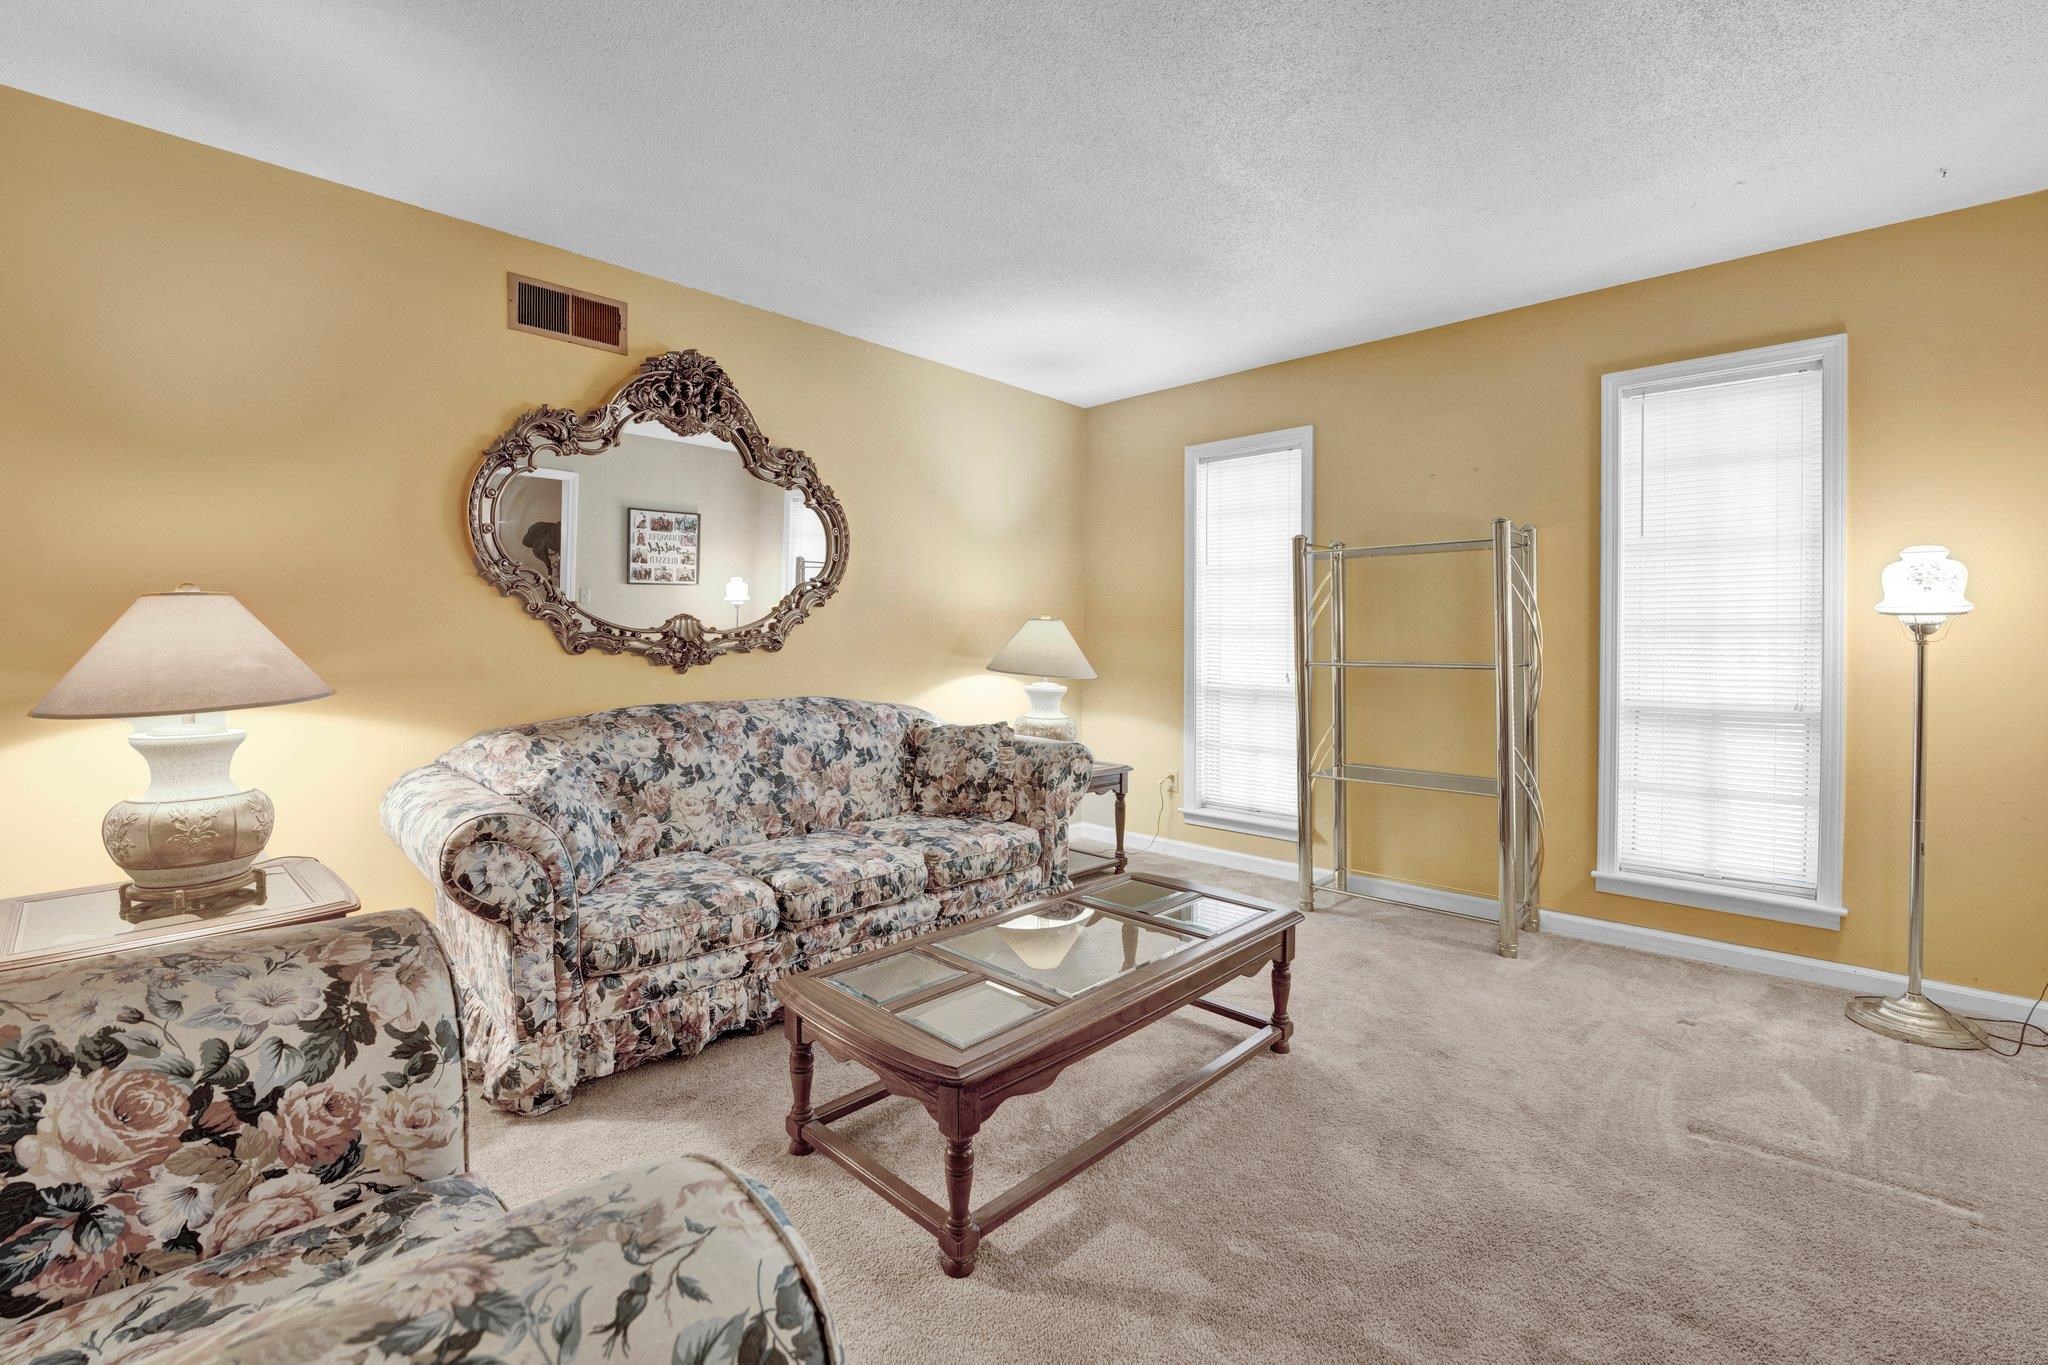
[776, 872, 1300, 1277]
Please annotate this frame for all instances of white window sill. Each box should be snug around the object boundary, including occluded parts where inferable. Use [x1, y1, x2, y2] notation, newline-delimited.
[1593, 870, 1846, 930]
[1180, 806, 1297, 841]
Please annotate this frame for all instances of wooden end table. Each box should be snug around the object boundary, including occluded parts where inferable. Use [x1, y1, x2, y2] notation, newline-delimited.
[777, 872, 1299, 1277]
[0, 857, 358, 975]
[1072, 761, 1132, 881]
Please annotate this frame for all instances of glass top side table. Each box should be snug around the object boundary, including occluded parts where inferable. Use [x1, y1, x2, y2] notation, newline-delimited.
[1071, 761, 1132, 882]
[0, 856, 357, 975]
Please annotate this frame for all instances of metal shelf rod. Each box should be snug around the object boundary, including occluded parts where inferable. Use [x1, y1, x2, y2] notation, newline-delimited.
[1306, 659, 1491, 671]
[1313, 764, 1498, 797]
[1306, 538, 1490, 560]
[1308, 875, 1500, 924]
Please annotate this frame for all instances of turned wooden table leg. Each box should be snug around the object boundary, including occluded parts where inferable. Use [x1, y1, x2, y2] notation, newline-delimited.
[1270, 936, 1295, 1054]
[939, 1135, 981, 1277]
[784, 1012, 816, 1156]
[1112, 779, 1128, 873]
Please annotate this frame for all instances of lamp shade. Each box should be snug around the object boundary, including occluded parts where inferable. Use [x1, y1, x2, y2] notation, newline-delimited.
[1876, 546, 1973, 626]
[987, 616, 1096, 680]
[723, 576, 751, 606]
[31, 585, 333, 720]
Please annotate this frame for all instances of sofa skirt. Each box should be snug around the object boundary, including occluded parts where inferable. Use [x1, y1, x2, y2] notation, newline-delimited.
[463, 871, 1049, 1114]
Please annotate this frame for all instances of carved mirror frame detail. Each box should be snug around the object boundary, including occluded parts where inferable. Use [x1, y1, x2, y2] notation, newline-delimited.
[469, 349, 847, 672]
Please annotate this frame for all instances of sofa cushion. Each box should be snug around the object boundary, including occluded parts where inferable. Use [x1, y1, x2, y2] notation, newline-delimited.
[935, 864, 1049, 927]
[911, 722, 1018, 820]
[775, 894, 944, 969]
[852, 814, 1042, 889]
[712, 832, 926, 925]
[785, 899, 953, 979]
[583, 944, 755, 1021]
[0, 1174, 505, 1363]
[578, 852, 779, 974]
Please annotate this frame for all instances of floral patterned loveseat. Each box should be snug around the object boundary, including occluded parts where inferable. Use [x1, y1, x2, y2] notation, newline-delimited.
[0, 910, 838, 1364]
[382, 696, 1093, 1115]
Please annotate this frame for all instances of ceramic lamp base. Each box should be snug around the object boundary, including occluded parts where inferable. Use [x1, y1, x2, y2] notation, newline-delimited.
[1013, 714, 1078, 741]
[102, 716, 276, 918]
[1013, 679, 1077, 742]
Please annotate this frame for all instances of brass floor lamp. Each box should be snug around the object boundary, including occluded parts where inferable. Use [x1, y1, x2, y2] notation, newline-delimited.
[1847, 546, 1988, 1049]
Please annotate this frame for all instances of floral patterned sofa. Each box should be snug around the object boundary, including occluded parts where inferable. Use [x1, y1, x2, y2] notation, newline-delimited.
[0, 909, 838, 1364]
[382, 696, 1093, 1115]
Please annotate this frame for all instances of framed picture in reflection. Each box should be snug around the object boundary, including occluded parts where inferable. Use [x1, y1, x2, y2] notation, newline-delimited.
[628, 507, 700, 585]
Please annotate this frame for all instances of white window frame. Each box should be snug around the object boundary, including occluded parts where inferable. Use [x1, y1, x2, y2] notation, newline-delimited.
[1596, 335, 1848, 929]
[1181, 425, 1314, 841]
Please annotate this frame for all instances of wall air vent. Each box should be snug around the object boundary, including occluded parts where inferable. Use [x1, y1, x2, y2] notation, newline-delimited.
[506, 273, 627, 353]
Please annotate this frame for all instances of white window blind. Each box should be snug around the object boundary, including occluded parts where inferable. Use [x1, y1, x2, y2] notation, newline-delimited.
[1187, 439, 1305, 830]
[1601, 338, 1845, 924]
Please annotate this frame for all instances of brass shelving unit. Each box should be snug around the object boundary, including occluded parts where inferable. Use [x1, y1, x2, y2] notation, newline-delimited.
[1290, 520, 1543, 957]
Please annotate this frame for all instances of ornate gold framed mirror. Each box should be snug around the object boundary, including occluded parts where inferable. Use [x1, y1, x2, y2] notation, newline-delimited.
[468, 350, 846, 672]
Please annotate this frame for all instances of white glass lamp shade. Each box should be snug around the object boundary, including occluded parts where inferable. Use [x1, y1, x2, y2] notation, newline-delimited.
[723, 576, 751, 607]
[1876, 546, 1973, 626]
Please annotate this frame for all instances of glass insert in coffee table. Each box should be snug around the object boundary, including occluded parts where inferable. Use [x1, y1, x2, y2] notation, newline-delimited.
[1138, 895, 1265, 935]
[895, 979, 1045, 1048]
[942, 910, 1193, 998]
[822, 907, 1198, 1050]
[1076, 878, 1265, 935]
[830, 950, 967, 1007]
[1076, 877, 1184, 912]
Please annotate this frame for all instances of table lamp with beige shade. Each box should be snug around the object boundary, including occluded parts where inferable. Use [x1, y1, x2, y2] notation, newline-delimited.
[31, 585, 333, 922]
[987, 615, 1095, 741]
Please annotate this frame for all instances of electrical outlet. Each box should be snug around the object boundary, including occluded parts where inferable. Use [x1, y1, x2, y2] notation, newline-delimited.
[1162, 772, 1178, 794]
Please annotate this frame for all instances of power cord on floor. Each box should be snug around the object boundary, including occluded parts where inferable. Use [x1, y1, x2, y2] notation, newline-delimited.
[1956, 979, 2048, 1057]
[1125, 775, 1172, 857]
[1074, 775, 1173, 868]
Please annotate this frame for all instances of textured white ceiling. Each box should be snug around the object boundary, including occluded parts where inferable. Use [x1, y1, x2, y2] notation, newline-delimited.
[4, 1, 2045, 406]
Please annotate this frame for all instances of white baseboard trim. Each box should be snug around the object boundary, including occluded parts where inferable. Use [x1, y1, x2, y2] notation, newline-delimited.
[1539, 912, 2047, 1024]
[1071, 823, 2047, 1025]
[1344, 872, 1504, 921]
[1072, 821, 1302, 881]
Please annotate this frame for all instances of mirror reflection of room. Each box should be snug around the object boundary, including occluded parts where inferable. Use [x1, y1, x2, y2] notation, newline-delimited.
[503, 420, 828, 630]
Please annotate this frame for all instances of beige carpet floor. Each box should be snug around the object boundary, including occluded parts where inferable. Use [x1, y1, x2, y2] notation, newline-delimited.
[471, 853, 2048, 1363]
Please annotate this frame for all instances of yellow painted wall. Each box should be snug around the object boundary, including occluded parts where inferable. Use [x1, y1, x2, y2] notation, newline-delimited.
[1080, 190, 2048, 997]
[0, 89, 1086, 914]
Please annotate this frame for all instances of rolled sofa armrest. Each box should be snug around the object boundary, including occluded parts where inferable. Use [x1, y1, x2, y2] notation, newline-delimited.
[380, 763, 574, 924]
[0, 910, 465, 1316]
[381, 763, 586, 1110]
[188, 1156, 842, 1364]
[1009, 735, 1094, 890]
